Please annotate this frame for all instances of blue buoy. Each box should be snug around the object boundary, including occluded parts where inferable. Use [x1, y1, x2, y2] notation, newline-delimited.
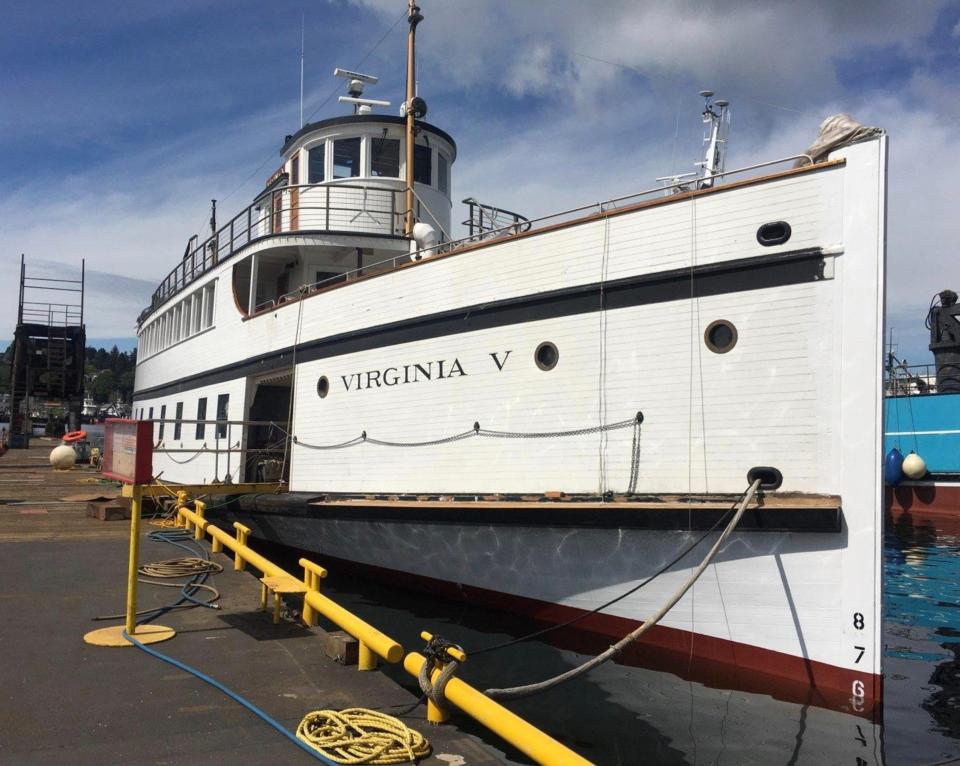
[885, 447, 904, 486]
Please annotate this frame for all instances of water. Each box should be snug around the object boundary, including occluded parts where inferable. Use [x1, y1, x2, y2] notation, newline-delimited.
[256, 513, 960, 765]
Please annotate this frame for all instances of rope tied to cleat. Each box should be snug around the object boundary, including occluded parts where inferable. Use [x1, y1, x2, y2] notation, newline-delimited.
[416, 635, 465, 714]
[296, 708, 431, 765]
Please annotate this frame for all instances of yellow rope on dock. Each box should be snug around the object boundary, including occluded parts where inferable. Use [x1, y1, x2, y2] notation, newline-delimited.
[296, 708, 430, 764]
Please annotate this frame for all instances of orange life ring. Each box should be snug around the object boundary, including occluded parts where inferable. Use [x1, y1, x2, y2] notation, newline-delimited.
[63, 430, 87, 443]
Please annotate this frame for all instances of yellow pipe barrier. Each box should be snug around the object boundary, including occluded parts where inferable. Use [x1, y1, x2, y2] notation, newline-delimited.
[177, 505, 403, 665]
[403, 651, 593, 766]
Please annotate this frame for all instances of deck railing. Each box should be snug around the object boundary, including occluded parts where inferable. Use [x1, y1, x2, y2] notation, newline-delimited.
[141, 153, 819, 325]
[141, 182, 405, 323]
[885, 362, 941, 396]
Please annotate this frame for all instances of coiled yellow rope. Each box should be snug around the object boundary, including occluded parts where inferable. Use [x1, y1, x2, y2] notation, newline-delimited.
[296, 708, 430, 765]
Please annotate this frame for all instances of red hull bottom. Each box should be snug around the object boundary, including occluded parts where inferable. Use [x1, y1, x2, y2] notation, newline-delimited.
[319, 551, 881, 721]
[886, 482, 960, 536]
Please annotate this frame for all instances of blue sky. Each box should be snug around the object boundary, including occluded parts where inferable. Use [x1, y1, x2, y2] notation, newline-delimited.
[2, 0, 959, 363]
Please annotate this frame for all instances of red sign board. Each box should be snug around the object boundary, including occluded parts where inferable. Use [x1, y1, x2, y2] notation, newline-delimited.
[103, 419, 153, 484]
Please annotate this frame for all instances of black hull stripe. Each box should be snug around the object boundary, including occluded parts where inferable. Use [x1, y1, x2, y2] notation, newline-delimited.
[134, 247, 826, 400]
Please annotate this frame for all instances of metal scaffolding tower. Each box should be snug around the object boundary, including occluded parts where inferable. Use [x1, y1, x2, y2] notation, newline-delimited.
[8, 255, 86, 447]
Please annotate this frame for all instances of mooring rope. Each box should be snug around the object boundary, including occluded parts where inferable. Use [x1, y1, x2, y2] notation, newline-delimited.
[296, 708, 431, 765]
[482, 478, 762, 700]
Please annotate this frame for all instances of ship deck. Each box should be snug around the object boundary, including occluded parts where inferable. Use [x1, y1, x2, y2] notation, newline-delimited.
[0, 440, 505, 765]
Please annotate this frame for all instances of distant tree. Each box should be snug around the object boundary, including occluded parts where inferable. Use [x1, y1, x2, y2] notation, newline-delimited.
[90, 369, 115, 404]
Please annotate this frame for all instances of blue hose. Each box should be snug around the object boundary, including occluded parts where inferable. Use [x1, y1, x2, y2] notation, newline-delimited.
[122, 630, 339, 765]
[136, 528, 219, 625]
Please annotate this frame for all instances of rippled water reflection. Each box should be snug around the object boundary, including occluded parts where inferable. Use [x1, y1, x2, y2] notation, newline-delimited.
[260, 513, 960, 765]
[883, 510, 960, 766]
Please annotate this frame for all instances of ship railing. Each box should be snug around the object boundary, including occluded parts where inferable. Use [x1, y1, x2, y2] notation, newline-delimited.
[141, 152, 818, 325]
[294, 154, 822, 287]
[430, 154, 816, 258]
[460, 197, 531, 242]
[142, 181, 404, 322]
[885, 362, 940, 396]
[149, 417, 291, 483]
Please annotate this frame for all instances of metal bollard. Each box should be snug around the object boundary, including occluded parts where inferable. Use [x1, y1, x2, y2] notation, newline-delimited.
[233, 522, 250, 571]
[176, 491, 190, 531]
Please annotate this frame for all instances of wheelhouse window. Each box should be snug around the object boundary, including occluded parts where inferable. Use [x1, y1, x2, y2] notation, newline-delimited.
[438, 152, 449, 195]
[308, 145, 325, 183]
[414, 144, 432, 185]
[158, 405, 166, 440]
[370, 138, 400, 177]
[333, 137, 361, 179]
[173, 402, 183, 440]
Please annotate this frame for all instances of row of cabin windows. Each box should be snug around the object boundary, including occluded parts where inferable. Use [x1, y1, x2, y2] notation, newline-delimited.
[138, 393, 229, 442]
[304, 137, 449, 195]
[140, 281, 216, 359]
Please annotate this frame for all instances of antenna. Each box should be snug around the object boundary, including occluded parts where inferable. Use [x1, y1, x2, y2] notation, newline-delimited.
[697, 90, 731, 188]
[333, 68, 389, 114]
[299, 14, 305, 127]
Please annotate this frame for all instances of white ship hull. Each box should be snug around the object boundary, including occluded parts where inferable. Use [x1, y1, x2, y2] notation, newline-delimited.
[133, 137, 887, 717]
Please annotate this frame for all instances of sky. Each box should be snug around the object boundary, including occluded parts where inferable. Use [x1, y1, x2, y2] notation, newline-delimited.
[2, 0, 958, 362]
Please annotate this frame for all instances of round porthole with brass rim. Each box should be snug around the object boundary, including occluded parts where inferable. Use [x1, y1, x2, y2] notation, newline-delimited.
[535, 341, 559, 371]
[317, 375, 330, 398]
[704, 320, 738, 354]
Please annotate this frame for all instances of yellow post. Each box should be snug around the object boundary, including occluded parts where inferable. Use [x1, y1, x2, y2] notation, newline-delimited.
[193, 500, 206, 541]
[124, 483, 144, 636]
[211, 535, 222, 553]
[299, 558, 327, 628]
[419, 631, 465, 723]
[233, 522, 250, 571]
[358, 642, 377, 672]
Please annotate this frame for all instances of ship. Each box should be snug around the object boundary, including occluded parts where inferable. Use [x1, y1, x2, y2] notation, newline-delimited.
[132, 2, 888, 719]
[885, 289, 960, 524]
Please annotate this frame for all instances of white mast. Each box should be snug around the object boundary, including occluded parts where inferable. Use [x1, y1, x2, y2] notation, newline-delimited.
[698, 90, 730, 188]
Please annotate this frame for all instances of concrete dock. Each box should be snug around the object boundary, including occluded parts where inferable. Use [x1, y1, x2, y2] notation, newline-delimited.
[0, 439, 506, 765]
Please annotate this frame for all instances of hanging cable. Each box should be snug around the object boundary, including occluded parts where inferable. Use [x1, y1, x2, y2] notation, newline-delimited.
[467, 480, 752, 657]
[482, 479, 762, 701]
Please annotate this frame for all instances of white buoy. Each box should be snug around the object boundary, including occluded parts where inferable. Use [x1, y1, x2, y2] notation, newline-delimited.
[50, 444, 77, 470]
[901, 452, 927, 480]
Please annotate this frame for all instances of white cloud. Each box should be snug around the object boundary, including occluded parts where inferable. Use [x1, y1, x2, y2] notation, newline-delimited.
[3, 0, 957, 366]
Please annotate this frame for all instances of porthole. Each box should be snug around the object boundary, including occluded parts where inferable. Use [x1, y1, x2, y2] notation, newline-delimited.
[317, 375, 330, 398]
[704, 320, 737, 354]
[535, 341, 559, 371]
[757, 220, 792, 246]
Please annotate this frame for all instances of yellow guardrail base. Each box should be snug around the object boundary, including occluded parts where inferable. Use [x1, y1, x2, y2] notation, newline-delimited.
[83, 624, 176, 647]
